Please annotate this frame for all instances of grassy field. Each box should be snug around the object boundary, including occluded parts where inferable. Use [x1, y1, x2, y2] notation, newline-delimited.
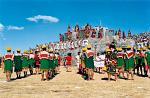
[0, 66, 150, 98]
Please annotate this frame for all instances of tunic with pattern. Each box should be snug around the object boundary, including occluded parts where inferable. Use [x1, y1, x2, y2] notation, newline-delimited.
[4, 53, 13, 72]
[116, 52, 124, 68]
[85, 50, 94, 69]
[39, 51, 49, 70]
[125, 50, 134, 70]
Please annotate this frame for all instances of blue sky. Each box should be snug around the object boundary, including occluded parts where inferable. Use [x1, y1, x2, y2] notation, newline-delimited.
[0, 0, 150, 54]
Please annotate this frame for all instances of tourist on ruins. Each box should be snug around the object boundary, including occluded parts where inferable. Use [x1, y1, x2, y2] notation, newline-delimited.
[4, 48, 14, 82]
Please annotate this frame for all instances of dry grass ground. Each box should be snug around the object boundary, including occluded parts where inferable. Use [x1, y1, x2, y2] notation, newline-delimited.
[0, 66, 150, 98]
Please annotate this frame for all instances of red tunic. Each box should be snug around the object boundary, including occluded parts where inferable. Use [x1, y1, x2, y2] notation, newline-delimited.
[34, 54, 39, 65]
[65, 56, 72, 65]
[5, 54, 13, 60]
[58, 56, 61, 65]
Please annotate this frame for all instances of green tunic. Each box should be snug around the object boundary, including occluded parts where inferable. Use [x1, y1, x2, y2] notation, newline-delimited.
[40, 59, 49, 70]
[54, 59, 58, 67]
[117, 57, 124, 67]
[4, 59, 13, 72]
[49, 59, 54, 69]
[140, 56, 145, 66]
[14, 55, 22, 72]
[135, 55, 140, 65]
[145, 51, 150, 66]
[28, 58, 35, 68]
[125, 56, 134, 70]
[85, 55, 94, 69]
[22, 56, 29, 68]
[111, 52, 117, 59]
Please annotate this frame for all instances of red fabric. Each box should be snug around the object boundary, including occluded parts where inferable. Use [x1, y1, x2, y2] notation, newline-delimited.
[140, 53, 145, 57]
[66, 56, 72, 65]
[40, 54, 48, 58]
[145, 65, 149, 71]
[58, 56, 61, 65]
[5, 54, 13, 59]
[117, 53, 123, 58]
[79, 64, 82, 69]
[112, 60, 116, 65]
[126, 51, 133, 59]
[87, 52, 94, 58]
[34, 54, 39, 65]
[49, 56, 53, 59]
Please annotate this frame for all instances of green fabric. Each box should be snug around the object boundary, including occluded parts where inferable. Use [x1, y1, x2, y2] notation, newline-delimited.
[49, 60, 54, 68]
[40, 59, 49, 69]
[28, 58, 35, 67]
[145, 51, 150, 66]
[107, 64, 116, 74]
[140, 57, 145, 65]
[85, 56, 94, 69]
[111, 52, 117, 59]
[125, 56, 134, 70]
[4, 59, 13, 71]
[117, 57, 124, 67]
[54, 59, 58, 67]
[22, 57, 29, 68]
[135, 55, 140, 64]
[83, 53, 87, 68]
[14, 55, 22, 72]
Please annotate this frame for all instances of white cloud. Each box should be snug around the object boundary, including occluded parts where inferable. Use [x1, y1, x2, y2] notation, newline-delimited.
[0, 23, 5, 40]
[0, 32, 6, 40]
[0, 23, 24, 40]
[26, 15, 59, 23]
[7, 25, 24, 30]
[0, 23, 4, 32]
